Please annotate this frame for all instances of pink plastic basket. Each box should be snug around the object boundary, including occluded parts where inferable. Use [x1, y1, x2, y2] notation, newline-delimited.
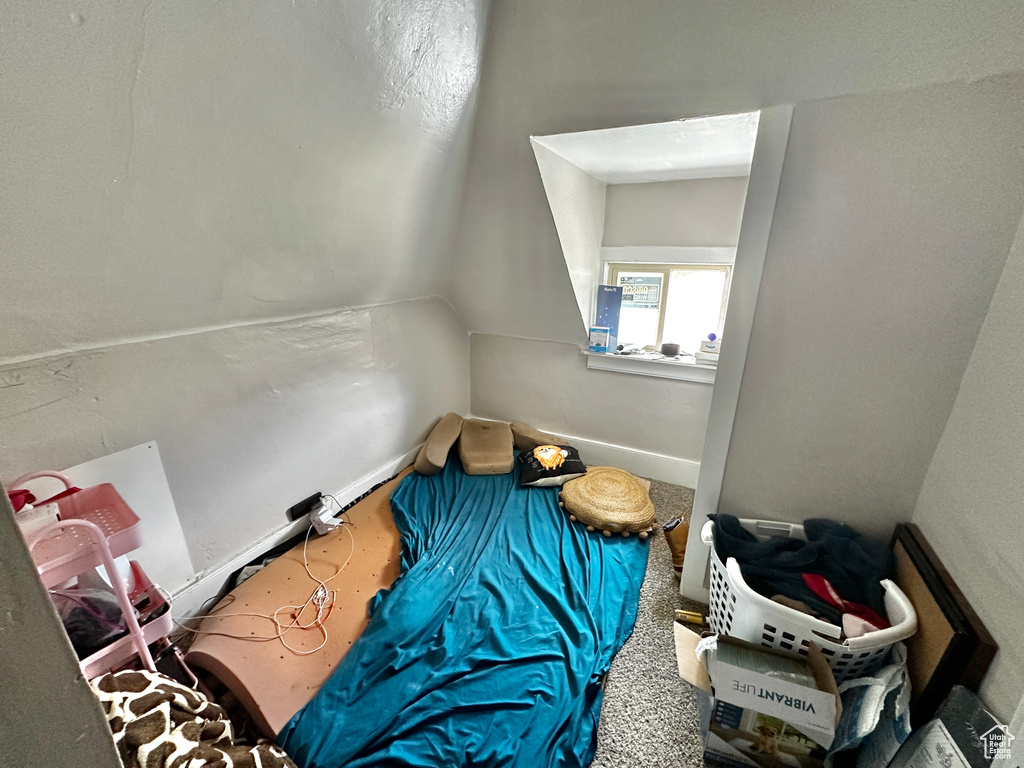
[79, 561, 172, 679]
[13, 472, 140, 581]
[18, 471, 158, 679]
[27, 520, 158, 677]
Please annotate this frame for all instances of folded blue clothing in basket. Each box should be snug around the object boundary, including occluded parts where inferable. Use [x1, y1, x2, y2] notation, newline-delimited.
[709, 515, 892, 625]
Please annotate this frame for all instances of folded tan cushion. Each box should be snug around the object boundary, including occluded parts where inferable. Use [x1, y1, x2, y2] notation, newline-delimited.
[459, 419, 514, 475]
[511, 422, 562, 452]
[413, 412, 464, 475]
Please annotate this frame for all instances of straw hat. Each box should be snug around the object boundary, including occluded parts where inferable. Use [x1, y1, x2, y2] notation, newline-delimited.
[559, 466, 656, 538]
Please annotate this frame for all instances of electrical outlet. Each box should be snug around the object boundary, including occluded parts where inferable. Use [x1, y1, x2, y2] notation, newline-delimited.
[287, 491, 323, 522]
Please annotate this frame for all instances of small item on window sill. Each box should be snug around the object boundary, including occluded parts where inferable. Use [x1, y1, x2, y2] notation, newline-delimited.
[699, 333, 721, 354]
[615, 344, 644, 355]
[588, 326, 611, 353]
[660, 342, 681, 357]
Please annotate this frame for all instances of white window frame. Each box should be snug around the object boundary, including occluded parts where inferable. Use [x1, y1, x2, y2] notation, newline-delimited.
[606, 262, 732, 350]
[585, 246, 735, 384]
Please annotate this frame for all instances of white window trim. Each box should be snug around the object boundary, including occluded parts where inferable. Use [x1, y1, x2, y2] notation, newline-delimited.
[606, 261, 732, 350]
[584, 349, 717, 383]
[681, 104, 793, 603]
[586, 246, 734, 383]
[600, 245, 736, 265]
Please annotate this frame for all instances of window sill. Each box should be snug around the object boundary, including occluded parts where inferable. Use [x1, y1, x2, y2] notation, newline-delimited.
[583, 351, 717, 383]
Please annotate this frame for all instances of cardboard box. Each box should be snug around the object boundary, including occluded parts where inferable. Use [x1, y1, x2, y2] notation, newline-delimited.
[588, 326, 611, 353]
[674, 623, 842, 768]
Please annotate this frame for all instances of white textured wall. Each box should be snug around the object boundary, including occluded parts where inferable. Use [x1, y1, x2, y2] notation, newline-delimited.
[603, 177, 748, 247]
[531, 142, 607, 337]
[1, 0, 486, 360]
[1, 0, 485, 574]
[451, 0, 1024, 344]
[1, 1, 482, 747]
[448, 0, 1024, 505]
[0, 298, 469, 572]
[718, 76, 1024, 536]
[470, 334, 712, 464]
[911, 210, 1024, 721]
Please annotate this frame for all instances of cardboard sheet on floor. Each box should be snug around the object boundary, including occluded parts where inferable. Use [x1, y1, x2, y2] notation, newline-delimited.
[185, 468, 409, 736]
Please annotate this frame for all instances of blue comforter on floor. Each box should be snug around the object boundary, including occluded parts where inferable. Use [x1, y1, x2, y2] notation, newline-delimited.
[278, 456, 649, 768]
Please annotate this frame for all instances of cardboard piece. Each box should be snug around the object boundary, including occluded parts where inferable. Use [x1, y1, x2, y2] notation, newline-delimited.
[890, 523, 997, 727]
[185, 470, 410, 736]
[63, 441, 194, 594]
[674, 623, 842, 768]
[674, 622, 712, 694]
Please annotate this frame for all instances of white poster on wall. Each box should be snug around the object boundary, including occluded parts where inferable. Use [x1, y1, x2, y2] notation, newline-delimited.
[63, 442, 194, 594]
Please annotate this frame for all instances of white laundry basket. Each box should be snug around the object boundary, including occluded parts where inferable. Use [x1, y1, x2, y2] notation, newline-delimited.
[701, 518, 917, 684]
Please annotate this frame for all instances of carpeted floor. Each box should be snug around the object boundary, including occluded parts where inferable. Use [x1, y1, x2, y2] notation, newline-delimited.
[188, 475, 715, 764]
[591, 479, 709, 768]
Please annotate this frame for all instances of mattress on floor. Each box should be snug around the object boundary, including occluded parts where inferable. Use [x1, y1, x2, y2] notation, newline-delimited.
[184, 469, 410, 737]
[279, 455, 650, 768]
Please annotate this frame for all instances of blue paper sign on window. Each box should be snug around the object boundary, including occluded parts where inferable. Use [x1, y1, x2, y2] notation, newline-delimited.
[618, 275, 662, 309]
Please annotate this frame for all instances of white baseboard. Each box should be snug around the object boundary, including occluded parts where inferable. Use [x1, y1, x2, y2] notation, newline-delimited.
[556, 433, 700, 488]
[464, 415, 696, 487]
[172, 428, 699, 618]
[171, 445, 420, 619]
[465, 415, 700, 488]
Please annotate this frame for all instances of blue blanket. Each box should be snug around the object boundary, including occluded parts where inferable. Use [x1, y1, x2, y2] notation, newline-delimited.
[279, 457, 649, 767]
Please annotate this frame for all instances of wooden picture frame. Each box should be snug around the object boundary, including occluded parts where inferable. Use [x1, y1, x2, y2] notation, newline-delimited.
[889, 523, 998, 726]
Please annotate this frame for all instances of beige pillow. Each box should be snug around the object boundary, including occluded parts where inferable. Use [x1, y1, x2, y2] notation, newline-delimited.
[413, 412, 464, 476]
[459, 419, 515, 475]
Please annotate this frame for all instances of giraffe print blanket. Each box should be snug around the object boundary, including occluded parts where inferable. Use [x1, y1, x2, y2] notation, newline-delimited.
[92, 669, 296, 768]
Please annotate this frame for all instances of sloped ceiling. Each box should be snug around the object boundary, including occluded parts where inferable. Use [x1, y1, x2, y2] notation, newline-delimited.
[0, 0, 488, 361]
[530, 114, 758, 337]
[529, 141, 605, 337]
[533, 113, 758, 184]
[449, 0, 1024, 343]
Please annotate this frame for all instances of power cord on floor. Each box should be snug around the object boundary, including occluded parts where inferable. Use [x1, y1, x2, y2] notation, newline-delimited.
[172, 500, 355, 656]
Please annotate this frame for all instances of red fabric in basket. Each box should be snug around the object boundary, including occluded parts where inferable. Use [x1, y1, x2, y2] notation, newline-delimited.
[7, 489, 35, 512]
[38, 487, 83, 505]
[803, 573, 889, 630]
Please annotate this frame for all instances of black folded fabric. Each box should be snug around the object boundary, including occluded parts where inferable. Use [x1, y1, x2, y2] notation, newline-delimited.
[709, 514, 893, 625]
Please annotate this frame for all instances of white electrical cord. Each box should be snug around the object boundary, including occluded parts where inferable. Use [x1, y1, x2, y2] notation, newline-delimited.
[173, 500, 355, 656]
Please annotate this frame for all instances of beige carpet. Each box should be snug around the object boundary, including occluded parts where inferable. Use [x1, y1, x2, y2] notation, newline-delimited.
[591, 479, 710, 768]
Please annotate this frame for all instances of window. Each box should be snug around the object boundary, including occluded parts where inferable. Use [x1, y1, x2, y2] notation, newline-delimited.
[607, 262, 732, 355]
